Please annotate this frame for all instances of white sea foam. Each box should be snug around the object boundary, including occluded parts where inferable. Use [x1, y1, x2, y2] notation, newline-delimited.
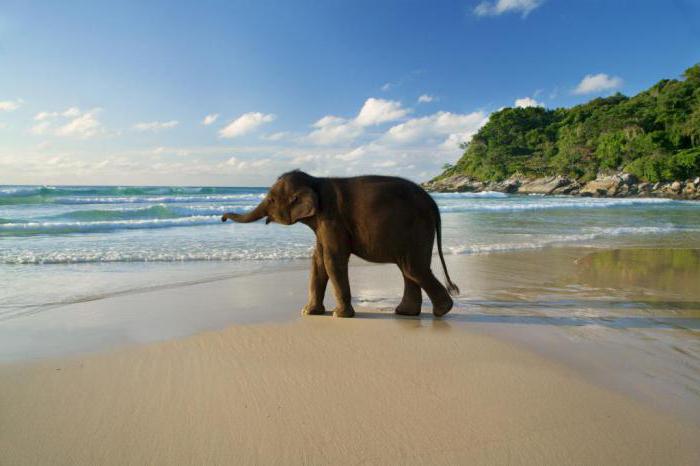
[0, 215, 222, 234]
[0, 186, 43, 196]
[446, 235, 598, 255]
[1, 247, 315, 265]
[432, 191, 508, 199]
[54, 193, 266, 204]
[438, 197, 677, 212]
[585, 225, 693, 235]
[445, 225, 695, 255]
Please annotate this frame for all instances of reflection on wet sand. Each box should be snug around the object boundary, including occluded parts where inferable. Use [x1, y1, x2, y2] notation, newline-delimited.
[351, 247, 699, 424]
[576, 248, 700, 298]
[352, 247, 700, 328]
[409, 248, 699, 425]
[354, 308, 699, 329]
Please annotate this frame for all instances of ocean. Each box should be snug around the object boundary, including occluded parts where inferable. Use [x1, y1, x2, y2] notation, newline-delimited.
[2, 184, 700, 321]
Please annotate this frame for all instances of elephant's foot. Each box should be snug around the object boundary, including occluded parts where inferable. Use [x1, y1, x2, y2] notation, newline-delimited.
[332, 305, 355, 318]
[432, 296, 454, 318]
[395, 301, 421, 316]
[301, 304, 326, 316]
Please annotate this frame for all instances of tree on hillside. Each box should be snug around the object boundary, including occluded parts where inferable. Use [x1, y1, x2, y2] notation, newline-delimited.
[437, 64, 700, 183]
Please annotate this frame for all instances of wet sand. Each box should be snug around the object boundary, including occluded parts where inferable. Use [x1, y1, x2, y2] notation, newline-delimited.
[1, 248, 699, 464]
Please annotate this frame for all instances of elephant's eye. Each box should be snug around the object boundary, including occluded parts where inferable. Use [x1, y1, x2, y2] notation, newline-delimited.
[290, 195, 298, 204]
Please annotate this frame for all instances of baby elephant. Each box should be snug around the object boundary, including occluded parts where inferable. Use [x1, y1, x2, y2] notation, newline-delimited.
[222, 170, 459, 318]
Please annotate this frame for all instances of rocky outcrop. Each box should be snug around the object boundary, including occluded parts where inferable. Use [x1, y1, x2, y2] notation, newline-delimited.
[422, 174, 484, 193]
[580, 174, 623, 197]
[423, 172, 700, 200]
[518, 176, 572, 195]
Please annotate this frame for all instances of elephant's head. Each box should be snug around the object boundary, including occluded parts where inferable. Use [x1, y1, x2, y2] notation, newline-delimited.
[221, 170, 318, 225]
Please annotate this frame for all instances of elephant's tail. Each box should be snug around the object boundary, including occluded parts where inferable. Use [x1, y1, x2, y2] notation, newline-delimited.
[434, 203, 460, 297]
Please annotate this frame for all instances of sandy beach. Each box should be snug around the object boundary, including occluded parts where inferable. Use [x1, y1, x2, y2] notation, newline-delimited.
[1, 248, 699, 465]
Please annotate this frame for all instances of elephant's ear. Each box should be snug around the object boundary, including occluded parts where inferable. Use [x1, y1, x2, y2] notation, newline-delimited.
[290, 189, 318, 223]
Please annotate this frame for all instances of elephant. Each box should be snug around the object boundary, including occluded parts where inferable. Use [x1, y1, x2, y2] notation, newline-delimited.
[222, 170, 459, 318]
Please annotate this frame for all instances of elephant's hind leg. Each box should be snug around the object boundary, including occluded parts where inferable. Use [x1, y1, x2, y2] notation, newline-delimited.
[404, 265, 453, 318]
[395, 272, 422, 316]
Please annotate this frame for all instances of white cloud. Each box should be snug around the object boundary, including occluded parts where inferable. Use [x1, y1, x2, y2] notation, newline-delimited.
[30, 121, 51, 134]
[62, 107, 81, 117]
[34, 111, 55, 121]
[514, 96, 544, 108]
[313, 115, 347, 128]
[219, 112, 276, 139]
[301, 110, 489, 176]
[0, 99, 22, 111]
[306, 98, 409, 145]
[336, 146, 369, 161]
[381, 82, 392, 91]
[6, 96, 493, 185]
[34, 107, 81, 121]
[224, 156, 245, 170]
[355, 98, 409, 126]
[417, 94, 435, 103]
[56, 111, 102, 138]
[306, 116, 363, 146]
[0, 130, 479, 186]
[474, 0, 544, 17]
[250, 158, 272, 168]
[202, 113, 219, 125]
[263, 131, 292, 141]
[31, 107, 104, 139]
[573, 73, 623, 95]
[291, 154, 320, 165]
[133, 120, 179, 132]
[222, 156, 273, 172]
[384, 110, 488, 147]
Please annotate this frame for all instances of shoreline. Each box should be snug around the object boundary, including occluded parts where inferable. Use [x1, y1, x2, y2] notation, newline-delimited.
[423, 172, 700, 200]
[2, 247, 698, 422]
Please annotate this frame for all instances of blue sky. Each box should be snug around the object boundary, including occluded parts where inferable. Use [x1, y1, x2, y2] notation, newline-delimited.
[1, 0, 699, 186]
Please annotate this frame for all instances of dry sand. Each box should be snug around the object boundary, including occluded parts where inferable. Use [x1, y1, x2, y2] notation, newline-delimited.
[2, 311, 699, 465]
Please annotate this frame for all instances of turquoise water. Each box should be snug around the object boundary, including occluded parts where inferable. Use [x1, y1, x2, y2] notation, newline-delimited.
[1, 185, 699, 319]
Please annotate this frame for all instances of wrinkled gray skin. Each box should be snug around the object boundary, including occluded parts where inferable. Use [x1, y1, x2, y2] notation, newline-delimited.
[222, 170, 459, 318]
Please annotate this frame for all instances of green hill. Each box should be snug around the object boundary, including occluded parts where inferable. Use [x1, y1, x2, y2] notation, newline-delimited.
[437, 64, 700, 184]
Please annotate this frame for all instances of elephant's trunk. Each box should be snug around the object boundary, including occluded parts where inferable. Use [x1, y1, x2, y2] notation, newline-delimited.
[221, 200, 267, 223]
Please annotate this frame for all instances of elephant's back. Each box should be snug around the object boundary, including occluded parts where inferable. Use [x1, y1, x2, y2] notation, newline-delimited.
[334, 176, 438, 261]
[334, 176, 431, 216]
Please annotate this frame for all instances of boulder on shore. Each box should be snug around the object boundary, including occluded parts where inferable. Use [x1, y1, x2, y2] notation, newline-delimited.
[422, 174, 482, 192]
[517, 176, 571, 195]
[580, 175, 622, 197]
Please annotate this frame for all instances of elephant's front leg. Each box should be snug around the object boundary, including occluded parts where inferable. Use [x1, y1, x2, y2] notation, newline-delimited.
[323, 250, 355, 318]
[302, 245, 328, 315]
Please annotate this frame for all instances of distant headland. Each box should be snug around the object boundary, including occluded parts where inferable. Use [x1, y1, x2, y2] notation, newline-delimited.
[425, 64, 700, 200]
